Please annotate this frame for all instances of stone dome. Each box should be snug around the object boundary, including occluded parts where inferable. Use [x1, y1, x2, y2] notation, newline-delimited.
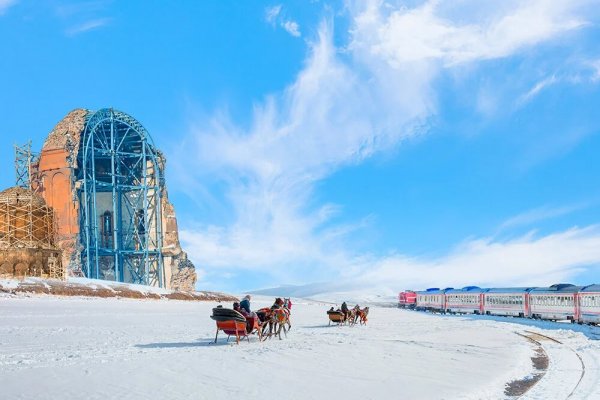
[0, 186, 46, 208]
[42, 108, 89, 152]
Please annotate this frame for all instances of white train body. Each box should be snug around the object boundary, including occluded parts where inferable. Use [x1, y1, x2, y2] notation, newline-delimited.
[579, 285, 600, 324]
[446, 287, 483, 314]
[483, 289, 530, 317]
[529, 285, 579, 321]
[415, 289, 446, 312]
[411, 283, 600, 326]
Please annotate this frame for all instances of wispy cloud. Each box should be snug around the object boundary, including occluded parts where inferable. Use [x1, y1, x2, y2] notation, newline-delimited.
[177, 1, 594, 290]
[254, 226, 600, 297]
[282, 20, 301, 37]
[265, 4, 301, 37]
[499, 203, 589, 231]
[354, 226, 600, 295]
[356, 0, 586, 67]
[265, 4, 282, 24]
[0, 0, 17, 15]
[517, 75, 558, 106]
[591, 59, 600, 83]
[66, 17, 110, 36]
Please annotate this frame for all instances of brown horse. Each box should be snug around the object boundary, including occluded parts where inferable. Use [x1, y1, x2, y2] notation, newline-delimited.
[273, 307, 291, 339]
[350, 305, 362, 325]
[357, 306, 369, 325]
[256, 307, 275, 338]
[258, 305, 292, 340]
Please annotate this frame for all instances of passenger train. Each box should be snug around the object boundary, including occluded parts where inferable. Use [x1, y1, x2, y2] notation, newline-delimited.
[398, 283, 600, 325]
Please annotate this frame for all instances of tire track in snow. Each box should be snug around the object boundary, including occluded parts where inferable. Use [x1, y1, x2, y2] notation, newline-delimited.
[522, 330, 585, 399]
[510, 330, 586, 400]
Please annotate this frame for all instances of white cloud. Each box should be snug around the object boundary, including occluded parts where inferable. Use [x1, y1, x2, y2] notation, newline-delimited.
[265, 4, 301, 37]
[592, 59, 600, 82]
[353, 0, 586, 67]
[265, 4, 282, 24]
[517, 75, 558, 106]
[498, 203, 588, 231]
[282, 20, 301, 37]
[345, 226, 600, 296]
[177, 1, 593, 289]
[0, 0, 17, 15]
[255, 226, 600, 298]
[66, 18, 110, 36]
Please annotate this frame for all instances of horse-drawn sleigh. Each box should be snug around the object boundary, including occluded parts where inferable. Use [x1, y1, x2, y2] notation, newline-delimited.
[327, 304, 369, 326]
[211, 306, 262, 344]
[211, 297, 292, 344]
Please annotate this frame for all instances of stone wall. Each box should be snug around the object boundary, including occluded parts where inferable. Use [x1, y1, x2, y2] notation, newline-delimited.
[161, 189, 197, 292]
[0, 249, 62, 278]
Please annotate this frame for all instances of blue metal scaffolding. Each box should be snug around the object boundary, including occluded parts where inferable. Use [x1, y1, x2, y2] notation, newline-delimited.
[77, 108, 165, 287]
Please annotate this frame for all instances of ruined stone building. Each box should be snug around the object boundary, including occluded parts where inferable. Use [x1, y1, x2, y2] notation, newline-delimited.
[2, 108, 197, 291]
[0, 186, 62, 279]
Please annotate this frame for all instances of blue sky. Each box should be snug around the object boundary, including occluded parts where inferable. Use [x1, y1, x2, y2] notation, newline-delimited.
[2, 1, 600, 295]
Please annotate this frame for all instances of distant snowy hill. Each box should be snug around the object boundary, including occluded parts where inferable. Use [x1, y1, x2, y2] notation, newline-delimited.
[249, 282, 398, 305]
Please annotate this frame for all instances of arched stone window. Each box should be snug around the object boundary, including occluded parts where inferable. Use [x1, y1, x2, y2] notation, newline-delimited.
[101, 211, 113, 248]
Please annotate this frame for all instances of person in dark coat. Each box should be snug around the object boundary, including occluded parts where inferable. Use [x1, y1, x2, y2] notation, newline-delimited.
[240, 295, 252, 314]
[341, 301, 350, 320]
[233, 302, 248, 317]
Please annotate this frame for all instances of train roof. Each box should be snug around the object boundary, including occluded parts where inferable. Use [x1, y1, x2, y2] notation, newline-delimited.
[415, 288, 452, 295]
[581, 284, 600, 292]
[445, 286, 486, 294]
[530, 283, 581, 293]
[485, 287, 536, 294]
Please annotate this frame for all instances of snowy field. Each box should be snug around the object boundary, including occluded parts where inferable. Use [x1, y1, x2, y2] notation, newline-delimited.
[1, 295, 599, 399]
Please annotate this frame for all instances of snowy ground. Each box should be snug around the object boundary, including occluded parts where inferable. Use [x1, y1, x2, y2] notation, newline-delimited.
[1, 295, 599, 399]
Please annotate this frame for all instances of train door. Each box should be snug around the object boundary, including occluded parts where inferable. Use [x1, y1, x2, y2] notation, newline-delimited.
[574, 293, 580, 322]
[479, 293, 484, 314]
[524, 294, 530, 317]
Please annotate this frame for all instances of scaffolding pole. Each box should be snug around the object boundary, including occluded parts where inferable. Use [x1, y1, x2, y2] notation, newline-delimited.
[14, 141, 35, 189]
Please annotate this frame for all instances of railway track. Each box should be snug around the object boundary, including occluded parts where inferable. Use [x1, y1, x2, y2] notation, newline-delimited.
[512, 330, 585, 399]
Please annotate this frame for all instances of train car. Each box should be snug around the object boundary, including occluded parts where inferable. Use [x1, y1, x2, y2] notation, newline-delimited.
[578, 284, 600, 325]
[445, 286, 486, 314]
[398, 290, 417, 309]
[483, 287, 535, 317]
[415, 288, 452, 313]
[529, 284, 581, 322]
